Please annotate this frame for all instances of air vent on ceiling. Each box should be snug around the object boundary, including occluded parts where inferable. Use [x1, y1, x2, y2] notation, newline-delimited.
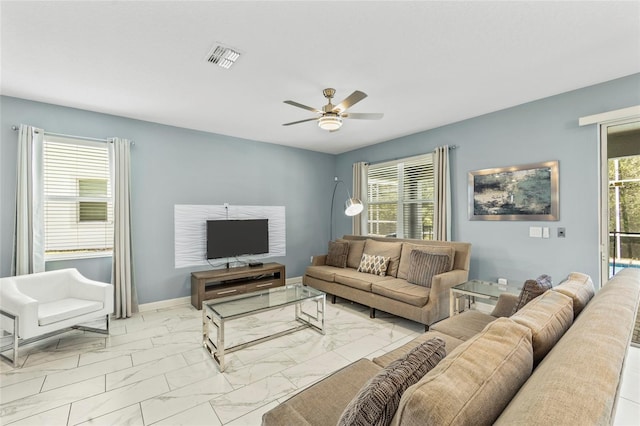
[205, 44, 241, 69]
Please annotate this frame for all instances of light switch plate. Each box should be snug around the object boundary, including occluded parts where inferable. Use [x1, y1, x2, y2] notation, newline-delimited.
[529, 226, 543, 238]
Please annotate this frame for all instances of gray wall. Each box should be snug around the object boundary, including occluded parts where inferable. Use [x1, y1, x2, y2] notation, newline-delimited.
[335, 73, 640, 287]
[0, 96, 335, 304]
[2, 73, 639, 303]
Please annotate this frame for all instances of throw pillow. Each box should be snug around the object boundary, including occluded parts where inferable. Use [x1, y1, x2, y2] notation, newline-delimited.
[397, 244, 455, 280]
[407, 250, 452, 287]
[338, 238, 366, 269]
[362, 239, 403, 277]
[337, 337, 447, 426]
[326, 240, 349, 268]
[357, 253, 390, 277]
[511, 274, 553, 314]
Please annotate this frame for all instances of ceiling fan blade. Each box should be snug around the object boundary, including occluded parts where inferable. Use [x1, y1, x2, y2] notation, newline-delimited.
[342, 112, 384, 120]
[282, 117, 319, 126]
[284, 100, 322, 114]
[334, 90, 367, 112]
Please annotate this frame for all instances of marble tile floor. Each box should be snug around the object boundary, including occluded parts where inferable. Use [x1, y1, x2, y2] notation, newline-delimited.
[0, 299, 638, 425]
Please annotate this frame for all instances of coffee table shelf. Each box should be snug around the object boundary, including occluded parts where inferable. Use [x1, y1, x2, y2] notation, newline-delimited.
[202, 284, 325, 372]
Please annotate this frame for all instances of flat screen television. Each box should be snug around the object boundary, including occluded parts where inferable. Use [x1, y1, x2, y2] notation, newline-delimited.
[206, 219, 269, 259]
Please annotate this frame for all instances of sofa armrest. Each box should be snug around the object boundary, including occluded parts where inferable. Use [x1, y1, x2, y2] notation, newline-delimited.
[430, 269, 469, 296]
[490, 293, 519, 317]
[0, 279, 39, 339]
[427, 269, 469, 323]
[311, 255, 327, 266]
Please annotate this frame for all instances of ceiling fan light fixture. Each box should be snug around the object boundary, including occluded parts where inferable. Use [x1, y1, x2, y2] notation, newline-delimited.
[318, 114, 342, 131]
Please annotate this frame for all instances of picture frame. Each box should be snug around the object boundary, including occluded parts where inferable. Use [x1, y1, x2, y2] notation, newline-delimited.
[468, 160, 559, 221]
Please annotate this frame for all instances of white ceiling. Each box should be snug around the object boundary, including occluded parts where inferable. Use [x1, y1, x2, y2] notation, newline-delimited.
[2, 1, 639, 154]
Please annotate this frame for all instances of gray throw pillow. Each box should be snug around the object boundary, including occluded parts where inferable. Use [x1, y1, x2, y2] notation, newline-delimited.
[326, 240, 349, 268]
[512, 274, 553, 314]
[407, 250, 451, 287]
[337, 337, 447, 426]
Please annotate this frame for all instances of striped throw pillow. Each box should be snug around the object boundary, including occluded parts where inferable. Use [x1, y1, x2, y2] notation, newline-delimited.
[338, 337, 446, 426]
[407, 250, 452, 287]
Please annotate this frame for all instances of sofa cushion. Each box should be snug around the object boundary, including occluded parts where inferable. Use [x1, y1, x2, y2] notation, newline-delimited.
[38, 298, 104, 326]
[338, 338, 446, 426]
[373, 331, 464, 368]
[371, 279, 431, 307]
[335, 269, 392, 292]
[262, 358, 382, 426]
[363, 239, 402, 277]
[392, 318, 533, 426]
[397, 244, 455, 280]
[338, 238, 366, 269]
[430, 310, 496, 341]
[512, 274, 553, 314]
[510, 290, 574, 365]
[406, 251, 451, 287]
[552, 272, 595, 317]
[327, 240, 349, 268]
[304, 265, 337, 282]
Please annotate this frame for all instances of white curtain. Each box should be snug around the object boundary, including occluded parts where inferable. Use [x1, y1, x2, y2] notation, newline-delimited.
[433, 145, 451, 241]
[110, 138, 138, 318]
[13, 125, 45, 275]
[352, 162, 368, 235]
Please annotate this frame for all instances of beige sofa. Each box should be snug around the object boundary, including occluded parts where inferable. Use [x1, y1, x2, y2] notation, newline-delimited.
[263, 268, 640, 425]
[303, 235, 472, 328]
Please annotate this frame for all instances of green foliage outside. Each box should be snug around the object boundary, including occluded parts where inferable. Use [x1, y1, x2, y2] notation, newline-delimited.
[609, 156, 640, 263]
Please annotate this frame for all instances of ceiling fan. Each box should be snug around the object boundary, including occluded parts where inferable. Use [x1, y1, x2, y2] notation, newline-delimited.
[283, 88, 383, 131]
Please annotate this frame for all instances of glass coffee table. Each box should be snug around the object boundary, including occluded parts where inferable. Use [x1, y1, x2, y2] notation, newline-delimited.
[449, 280, 521, 316]
[202, 284, 325, 372]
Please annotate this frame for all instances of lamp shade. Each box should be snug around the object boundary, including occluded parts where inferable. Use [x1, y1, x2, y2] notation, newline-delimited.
[344, 198, 364, 216]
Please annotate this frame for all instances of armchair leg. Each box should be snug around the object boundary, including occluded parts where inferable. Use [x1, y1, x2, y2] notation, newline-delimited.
[0, 309, 19, 367]
[72, 314, 110, 335]
[0, 312, 109, 368]
[370, 307, 376, 318]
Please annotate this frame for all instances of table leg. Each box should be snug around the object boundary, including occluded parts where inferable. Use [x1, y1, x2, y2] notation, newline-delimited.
[449, 289, 455, 316]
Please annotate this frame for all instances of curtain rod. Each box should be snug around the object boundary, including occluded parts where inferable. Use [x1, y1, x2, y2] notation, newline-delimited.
[10, 125, 134, 145]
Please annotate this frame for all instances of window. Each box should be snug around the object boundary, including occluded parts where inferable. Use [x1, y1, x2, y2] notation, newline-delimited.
[43, 135, 113, 258]
[366, 154, 434, 239]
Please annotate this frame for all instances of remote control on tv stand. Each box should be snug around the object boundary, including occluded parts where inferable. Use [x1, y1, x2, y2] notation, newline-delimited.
[248, 262, 263, 267]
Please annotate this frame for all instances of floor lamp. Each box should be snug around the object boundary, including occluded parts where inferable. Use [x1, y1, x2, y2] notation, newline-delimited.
[330, 179, 364, 240]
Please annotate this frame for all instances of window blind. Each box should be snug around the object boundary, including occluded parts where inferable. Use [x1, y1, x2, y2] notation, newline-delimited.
[43, 135, 113, 257]
[366, 154, 434, 239]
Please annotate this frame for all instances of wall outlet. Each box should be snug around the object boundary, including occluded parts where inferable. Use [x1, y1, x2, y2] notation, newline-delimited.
[310, 256, 313, 264]
[498, 278, 508, 285]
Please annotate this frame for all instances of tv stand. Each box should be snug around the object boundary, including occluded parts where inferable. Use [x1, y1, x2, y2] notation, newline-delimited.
[190, 262, 285, 309]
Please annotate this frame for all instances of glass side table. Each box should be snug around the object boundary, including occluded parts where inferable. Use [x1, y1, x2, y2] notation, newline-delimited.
[449, 280, 521, 316]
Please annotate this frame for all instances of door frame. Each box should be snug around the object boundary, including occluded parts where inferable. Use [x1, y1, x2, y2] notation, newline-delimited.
[580, 106, 640, 287]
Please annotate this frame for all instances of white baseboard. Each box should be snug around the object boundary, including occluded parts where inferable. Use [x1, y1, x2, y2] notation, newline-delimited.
[286, 276, 302, 285]
[138, 276, 303, 312]
[138, 296, 191, 312]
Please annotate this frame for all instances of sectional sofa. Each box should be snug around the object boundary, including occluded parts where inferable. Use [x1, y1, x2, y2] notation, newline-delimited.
[263, 268, 640, 425]
[303, 235, 472, 328]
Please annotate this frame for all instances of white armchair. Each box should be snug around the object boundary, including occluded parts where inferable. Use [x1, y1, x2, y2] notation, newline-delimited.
[0, 268, 113, 367]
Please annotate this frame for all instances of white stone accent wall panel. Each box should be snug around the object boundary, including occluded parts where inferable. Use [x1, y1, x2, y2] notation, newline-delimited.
[174, 204, 286, 268]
